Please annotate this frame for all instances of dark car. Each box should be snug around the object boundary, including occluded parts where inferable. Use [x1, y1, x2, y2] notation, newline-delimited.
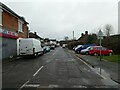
[43, 46, 50, 53]
[89, 46, 113, 56]
[75, 44, 96, 53]
[50, 45, 55, 50]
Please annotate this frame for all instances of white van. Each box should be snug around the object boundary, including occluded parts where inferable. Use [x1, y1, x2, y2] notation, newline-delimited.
[62, 44, 66, 48]
[19, 38, 43, 57]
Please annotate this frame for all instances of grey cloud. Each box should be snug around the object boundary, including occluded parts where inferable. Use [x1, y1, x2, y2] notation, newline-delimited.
[3, 1, 118, 40]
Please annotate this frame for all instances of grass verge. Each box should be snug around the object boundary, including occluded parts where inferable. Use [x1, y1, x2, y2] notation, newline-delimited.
[102, 55, 120, 63]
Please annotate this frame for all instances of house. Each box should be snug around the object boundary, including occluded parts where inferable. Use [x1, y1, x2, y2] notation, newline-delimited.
[118, 1, 120, 34]
[78, 31, 89, 44]
[29, 32, 44, 46]
[50, 39, 57, 45]
[44, 38, 50, 46]
[0, 3, 29, 59]
[29, 32, 43, 40]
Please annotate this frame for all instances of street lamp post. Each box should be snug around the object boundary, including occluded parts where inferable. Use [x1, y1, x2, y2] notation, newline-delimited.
[73, 31, 74, 40]
[98, 29, 103, 74]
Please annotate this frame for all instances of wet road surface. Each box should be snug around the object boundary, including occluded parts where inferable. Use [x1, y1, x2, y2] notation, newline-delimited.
[2, 47, 119, 89]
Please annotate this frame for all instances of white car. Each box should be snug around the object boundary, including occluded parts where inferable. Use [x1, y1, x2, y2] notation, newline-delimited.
[74, 45, 82, 51]
[80, 46, 92, 54]
[73, 46, 76, 50]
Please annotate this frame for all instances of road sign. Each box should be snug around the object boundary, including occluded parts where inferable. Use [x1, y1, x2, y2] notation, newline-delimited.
[98, 30, 103, 39]
[98, 30, 103, 37]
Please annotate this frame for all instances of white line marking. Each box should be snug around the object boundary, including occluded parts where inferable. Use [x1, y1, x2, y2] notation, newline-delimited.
[19, 66, 43, 90]
[49, 84, 59, 88]
[24, 84, 40, 87]
[33, 66, 44, 77]
[75, 55, 93, 68]
[75, 55, 106, 79]
[53, 53, 55, 55]
[18, 80, 30, 90]
[53, 51, 57, 55]
[52, 49, 58, 55]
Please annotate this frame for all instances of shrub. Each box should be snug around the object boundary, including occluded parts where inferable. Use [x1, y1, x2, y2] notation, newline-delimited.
[67, 41, 84, 50]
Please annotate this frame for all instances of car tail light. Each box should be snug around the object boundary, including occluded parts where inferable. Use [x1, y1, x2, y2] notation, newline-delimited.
[110, 50, 113, 52]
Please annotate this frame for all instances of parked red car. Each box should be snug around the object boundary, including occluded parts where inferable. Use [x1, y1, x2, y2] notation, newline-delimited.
[89, 46, 113, 56]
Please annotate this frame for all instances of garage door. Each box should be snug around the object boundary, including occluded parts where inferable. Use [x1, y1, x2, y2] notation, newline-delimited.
[1, 37, 17, 59]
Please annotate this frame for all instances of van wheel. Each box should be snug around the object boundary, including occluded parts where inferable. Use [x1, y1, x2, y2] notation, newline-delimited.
[34, 53, 38, 58]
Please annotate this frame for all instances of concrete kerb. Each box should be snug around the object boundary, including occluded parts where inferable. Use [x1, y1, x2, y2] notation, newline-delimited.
[75, 54, 95, 68]
[75, 53, 120, 84]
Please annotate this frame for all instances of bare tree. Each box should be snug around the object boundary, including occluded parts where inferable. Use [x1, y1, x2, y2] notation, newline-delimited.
[104, 24, 113, 37]
[64, 36, 69, 41]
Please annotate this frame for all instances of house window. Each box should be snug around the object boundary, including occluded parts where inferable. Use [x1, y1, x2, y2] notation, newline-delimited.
[18, 19, 23, 32]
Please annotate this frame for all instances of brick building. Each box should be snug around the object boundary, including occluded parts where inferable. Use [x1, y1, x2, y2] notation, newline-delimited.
[0, 3, 29, 59]
[29, 32, 44, 47]
[78, 31, 89, 44]
[119, 1, 120, 34]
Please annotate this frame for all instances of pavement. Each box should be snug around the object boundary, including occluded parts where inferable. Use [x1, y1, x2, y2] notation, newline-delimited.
[75, 52, 120, 84]
[2, 47, 120, 90]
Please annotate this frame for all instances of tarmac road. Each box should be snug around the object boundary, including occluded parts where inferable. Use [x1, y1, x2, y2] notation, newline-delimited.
[2, 47, 119, 89]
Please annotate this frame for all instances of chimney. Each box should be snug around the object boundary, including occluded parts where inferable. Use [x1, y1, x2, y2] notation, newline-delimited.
[85, 31, 88, 35]
[81, 33, 84, 37]
[34, 32, 37, 35]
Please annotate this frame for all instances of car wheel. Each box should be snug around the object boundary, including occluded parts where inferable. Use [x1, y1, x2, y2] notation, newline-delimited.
[94, 53, 97, 56]
[109, 52, 112, 56]
[86, 52, 89, 55]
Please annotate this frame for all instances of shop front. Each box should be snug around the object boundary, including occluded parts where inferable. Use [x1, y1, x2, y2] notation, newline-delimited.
[0, 28, 18, 59]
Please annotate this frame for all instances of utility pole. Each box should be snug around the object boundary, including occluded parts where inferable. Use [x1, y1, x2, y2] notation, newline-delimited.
[73, 31, 74, 40]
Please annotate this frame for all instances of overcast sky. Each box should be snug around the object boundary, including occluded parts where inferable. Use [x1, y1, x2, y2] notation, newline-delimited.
[2, 0, 119, 40]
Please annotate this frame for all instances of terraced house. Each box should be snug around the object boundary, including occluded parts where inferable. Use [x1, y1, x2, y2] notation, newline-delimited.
[0, 2, 29, 59]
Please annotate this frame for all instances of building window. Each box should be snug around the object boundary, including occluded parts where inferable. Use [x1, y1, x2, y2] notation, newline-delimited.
[18, 19, 23, 32]
[0, 8, 3, 26]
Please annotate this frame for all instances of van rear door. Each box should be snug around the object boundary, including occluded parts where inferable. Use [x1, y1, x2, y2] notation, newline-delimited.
[19, 40, 33, 55]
